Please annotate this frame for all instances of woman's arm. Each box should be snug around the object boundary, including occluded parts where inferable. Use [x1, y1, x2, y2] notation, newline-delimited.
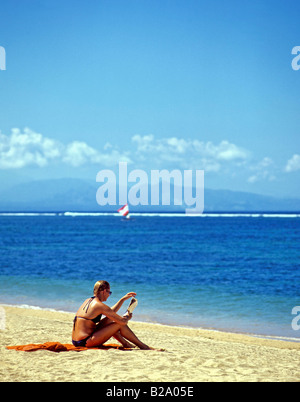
[110, 292, 136, 313]
[101, 303, 132, 325]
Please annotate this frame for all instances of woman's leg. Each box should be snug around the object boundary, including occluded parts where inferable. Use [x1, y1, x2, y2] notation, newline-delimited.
[86, 322, 150, 349]
[86, 322, 122, 347]
[119, 325, 150, 350]
[113, 331, 135, 348]
[97, 317, 135, 348]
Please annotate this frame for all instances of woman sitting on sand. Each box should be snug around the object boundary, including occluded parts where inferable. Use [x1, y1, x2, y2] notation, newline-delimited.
[72, 280, 151, 350]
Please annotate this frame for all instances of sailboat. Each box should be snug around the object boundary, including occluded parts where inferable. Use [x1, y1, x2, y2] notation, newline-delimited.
[117, 204, 130, 220]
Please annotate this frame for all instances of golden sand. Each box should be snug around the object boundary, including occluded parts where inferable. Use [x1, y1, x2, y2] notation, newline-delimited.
[0, 306, 299, 382]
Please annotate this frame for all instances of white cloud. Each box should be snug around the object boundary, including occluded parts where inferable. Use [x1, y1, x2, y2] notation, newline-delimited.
[0, 129, 249, 171]
[192, 140, 248, 162]
[4, 128, 284, 188]
[63, 141, 102, 167]
[0, 128, 62, 169]
[131, 135, 248, 171]
[285, 154, 300, 172]
[215, 141, 248, 161]
[247, 157, 276, 183]
[0, 128, 131, 169]
[63, 141, 131, 167]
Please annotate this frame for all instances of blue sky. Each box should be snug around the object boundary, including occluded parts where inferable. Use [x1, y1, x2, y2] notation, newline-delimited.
[0, 0, 300, 198]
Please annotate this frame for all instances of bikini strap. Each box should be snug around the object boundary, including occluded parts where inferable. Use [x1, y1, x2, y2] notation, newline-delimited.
[74, 297, 96, 331]
[82, 297, 95, 313]
[73, 315, 77, 331]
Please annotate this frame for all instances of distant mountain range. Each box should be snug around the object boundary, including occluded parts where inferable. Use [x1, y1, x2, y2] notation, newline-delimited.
[0, 178, 300, 212]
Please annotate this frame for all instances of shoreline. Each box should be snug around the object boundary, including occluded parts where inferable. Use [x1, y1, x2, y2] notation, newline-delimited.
[1, 211, 300, 218]
[1, 305, 300, 382]
[1, 302, 299, 344]
[1, 303, 299, 344]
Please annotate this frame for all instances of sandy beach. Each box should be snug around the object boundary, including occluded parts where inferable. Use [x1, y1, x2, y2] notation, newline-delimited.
[0, 305, 299, 382]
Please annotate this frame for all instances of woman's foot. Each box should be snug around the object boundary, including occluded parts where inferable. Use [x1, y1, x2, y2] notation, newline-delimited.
[140, 345, 165, 351]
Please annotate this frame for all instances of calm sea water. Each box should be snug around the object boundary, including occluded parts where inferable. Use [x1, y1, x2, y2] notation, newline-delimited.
[0, 213, 299, 340]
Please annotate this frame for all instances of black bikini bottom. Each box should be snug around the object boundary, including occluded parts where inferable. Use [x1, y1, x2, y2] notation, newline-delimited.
[72, 337, 90, 347]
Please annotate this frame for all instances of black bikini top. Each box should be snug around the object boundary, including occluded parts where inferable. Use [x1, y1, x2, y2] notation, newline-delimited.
[73, 297, 102, 327]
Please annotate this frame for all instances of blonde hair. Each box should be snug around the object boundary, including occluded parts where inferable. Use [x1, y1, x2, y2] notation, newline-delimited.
[93, 280, 110, 296]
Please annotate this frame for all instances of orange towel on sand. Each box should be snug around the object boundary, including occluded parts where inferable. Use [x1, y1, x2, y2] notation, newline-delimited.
[6, 342, 130, 352]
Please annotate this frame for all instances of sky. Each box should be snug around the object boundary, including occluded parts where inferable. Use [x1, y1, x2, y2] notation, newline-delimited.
[0, 0, 300, 198]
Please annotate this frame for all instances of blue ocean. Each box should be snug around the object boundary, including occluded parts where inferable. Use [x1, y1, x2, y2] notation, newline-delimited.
[0, 213, 299, 340]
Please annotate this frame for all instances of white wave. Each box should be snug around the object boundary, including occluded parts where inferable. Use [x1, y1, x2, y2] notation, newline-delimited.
[0, 303, 73, 314]
[64, 212, 120, 217]
[261, 214, 300, 218]
[0, 212, 299, 218]
[252, 334, 300, 343]
[0, 212, 57, 216]
[64, 212, 300, 218]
